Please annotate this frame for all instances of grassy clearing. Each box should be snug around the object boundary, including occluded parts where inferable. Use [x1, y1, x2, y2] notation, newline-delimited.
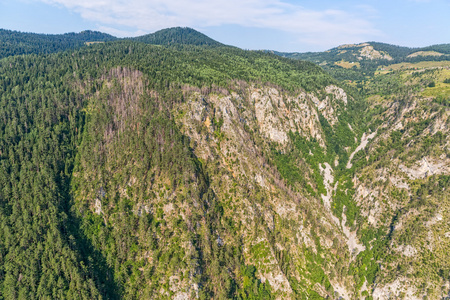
[376, 61, 450, 75]
[407, 51, 445, 58]
[419, 68, 450, 98]
[422, 82, 450, 98]
[85, 41, 105, 45]
[334, 60, 360, 69]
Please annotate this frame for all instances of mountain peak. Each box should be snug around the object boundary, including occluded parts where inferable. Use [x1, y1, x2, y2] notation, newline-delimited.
[132, 27, 223, 47]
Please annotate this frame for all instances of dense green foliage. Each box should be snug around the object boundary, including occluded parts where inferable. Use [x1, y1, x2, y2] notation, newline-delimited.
[0, 50, 103, 299]
[80, 41, 331, 92]
[420, 43, 450, 54]
[0, 26, 225, 61]
[132, 27, 224, 47]
[1, 27, 448, 299]
[0, 29, 336, 297]
[0, 29, 116, 59]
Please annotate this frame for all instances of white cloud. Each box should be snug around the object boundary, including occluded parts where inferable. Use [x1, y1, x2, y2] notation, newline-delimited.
[39, 0, 382, 46]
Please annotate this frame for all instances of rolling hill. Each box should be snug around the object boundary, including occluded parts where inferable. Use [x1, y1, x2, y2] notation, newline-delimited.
[273, 42, 450, 82]
[0, 29, 117, 58]
[131, 27, 224, 47]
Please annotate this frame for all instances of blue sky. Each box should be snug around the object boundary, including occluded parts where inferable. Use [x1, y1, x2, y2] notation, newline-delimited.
[1, 0, 449, 52]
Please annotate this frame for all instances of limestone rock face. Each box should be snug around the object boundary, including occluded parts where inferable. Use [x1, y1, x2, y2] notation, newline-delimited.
[358, 45, 393, 60]
[172, 83, 361, 299]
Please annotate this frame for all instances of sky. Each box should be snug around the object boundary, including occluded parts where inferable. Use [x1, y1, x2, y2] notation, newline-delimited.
[0, 0, 449, 52]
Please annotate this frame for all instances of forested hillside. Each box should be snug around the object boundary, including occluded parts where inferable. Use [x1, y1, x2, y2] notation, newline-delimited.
[0, 29, 116, 59]
[131, 27, 224, 47]
[0, 28, 449, 299]
[0, 26, 224, 61]
[0, 36, 341, 299]
[274, 42, 450, 82]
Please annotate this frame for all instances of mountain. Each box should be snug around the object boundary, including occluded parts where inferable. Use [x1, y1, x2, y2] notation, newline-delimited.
[0, 29, 117, 59]
[0, 28, 449, 299]
[344, 64, 450, 299]
[0, 27, 224, 60]
[274, 42, 450, 82]
[276, 42, 450, 64]
[132, 27, 224, 47]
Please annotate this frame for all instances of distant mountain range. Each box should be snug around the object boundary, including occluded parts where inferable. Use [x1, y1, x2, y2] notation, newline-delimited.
[3, 26, 450, 63]
[0, 27, 226, 59]
[273, 42, 450, 64]
[267, 42, 450, 81]
[0, 29, 117, 58]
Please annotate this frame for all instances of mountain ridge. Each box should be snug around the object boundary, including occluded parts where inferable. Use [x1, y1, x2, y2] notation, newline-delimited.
[0, 28, 117, 58]
[273, 41, 450, 61]
[130, 27, 225, 47]
[2, 26, 450, 59]
[0, 27, 226, 59]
